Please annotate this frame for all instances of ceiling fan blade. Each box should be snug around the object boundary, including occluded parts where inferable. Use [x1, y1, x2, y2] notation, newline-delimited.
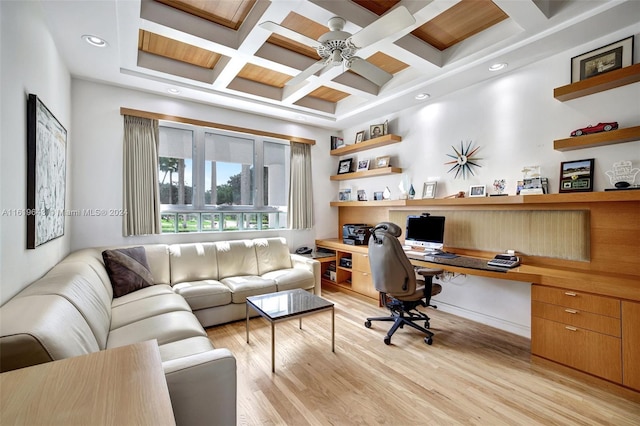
[346, 57, 393, 87]
[285, 60, 329, 87]
[259, 21, 322, 49]
[348, 6, 415, 48]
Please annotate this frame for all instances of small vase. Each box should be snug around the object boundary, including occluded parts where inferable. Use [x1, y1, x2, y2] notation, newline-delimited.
[408, 184, 415, 199]
[383, 186, 391, 200]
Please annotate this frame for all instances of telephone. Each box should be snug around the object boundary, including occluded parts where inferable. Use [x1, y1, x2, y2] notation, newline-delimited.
[295, 246, 313, 255]
[487, 254, 520, 268]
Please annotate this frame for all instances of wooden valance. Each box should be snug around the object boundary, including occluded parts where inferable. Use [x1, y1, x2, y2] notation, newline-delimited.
[120, 108, 316, 145]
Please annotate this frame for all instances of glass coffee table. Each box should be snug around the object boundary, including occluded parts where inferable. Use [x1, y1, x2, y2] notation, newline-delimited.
[246, 289, 335, 372]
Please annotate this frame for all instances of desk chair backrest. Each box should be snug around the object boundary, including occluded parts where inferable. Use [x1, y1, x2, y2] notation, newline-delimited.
[368, 222, 416, 298]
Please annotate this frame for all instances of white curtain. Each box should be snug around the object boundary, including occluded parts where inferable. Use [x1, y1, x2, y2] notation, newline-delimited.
[122, 115, 161, 236]
[288, 142, 313, 229]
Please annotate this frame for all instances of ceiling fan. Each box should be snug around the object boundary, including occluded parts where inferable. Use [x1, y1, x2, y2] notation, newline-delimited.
[260, 6, 415, 87]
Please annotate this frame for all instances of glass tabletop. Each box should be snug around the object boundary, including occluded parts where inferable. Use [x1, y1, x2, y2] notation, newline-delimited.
[246, 289, 334, 320]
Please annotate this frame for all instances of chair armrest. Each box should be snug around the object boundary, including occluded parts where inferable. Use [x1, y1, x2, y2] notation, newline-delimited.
[290, 254, 321, 295]
[416, 268, 443, 277]
[163, 348, 236, 426]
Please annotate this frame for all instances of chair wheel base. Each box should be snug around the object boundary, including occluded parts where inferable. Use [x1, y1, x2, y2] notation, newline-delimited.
[384, 336, 392, 345]
[364, 320, 372, 328]
[424, 337, 433, 345]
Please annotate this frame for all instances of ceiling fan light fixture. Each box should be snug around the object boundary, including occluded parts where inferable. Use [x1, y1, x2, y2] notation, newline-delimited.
[415, 93, 430, 100]
[82, 34, 108, 47]
[489, 62, 507, 71]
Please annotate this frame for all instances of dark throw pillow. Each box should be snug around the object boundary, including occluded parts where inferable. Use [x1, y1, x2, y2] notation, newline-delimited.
[102, 246, 154, 298]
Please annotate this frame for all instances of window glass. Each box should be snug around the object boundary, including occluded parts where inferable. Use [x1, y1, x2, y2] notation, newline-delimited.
[158, 127, 193, 206]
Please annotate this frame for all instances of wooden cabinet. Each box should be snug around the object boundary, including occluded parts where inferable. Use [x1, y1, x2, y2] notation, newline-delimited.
[622, 301, 640, 391]
[351, 253, 378, 299]
[531, 285, 622, 383]
[316, 242, 380, 300]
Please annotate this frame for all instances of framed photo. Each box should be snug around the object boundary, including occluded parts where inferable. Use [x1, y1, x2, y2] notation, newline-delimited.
[357, 189, 367, 201]
[422, 181, 437, 199]
[27, 94, 67, 249]
[571, 36, 633, 82]
[331, 136, 344, 150]
[383, 120, 388, 135]
[560, 159, 594, 193]
[370, 124, 384, 139]
[373, 191, 384, 201]
[338, 188, 352, 201]
[374, 155, 390, 169]
[469, 184, 486, 197]
[357, 159, 370, 171]
[337, 158, 353, 175]
[355, 130, 365, 144]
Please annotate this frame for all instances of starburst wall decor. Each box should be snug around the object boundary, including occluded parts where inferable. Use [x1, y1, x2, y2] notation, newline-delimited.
[445, 140, 482, 179]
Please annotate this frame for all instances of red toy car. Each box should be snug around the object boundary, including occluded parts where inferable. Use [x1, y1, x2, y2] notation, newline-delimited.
[571, 122, 618, 136]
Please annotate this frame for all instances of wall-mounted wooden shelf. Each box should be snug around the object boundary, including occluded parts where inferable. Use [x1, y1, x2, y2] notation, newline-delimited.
[553, 126, 640, 151]
[330, 191, 640, 206]
[330, 166, 402, 181]
[553, 63, 640, 101]
[330, 134, 401, 156]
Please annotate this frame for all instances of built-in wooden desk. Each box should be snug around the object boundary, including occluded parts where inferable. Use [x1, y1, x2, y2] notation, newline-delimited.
[0, 340, 176, 425]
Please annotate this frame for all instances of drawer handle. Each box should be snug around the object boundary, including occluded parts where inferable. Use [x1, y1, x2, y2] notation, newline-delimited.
[564, 309, 578, 314]
[363, 273, 368, 276]
[565, 326, 578, 332]
[564, 292, 577, 297]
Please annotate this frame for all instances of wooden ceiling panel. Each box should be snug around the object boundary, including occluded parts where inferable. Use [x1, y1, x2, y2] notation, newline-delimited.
[412, 0, 508, 51]
[351, 0, 400, 16]
[154, 0, 256, 30]
[138, 30, 222, 69]
[366, 52, 409, 74]
[307, 86, 350, 103]
[266, 12, 327, 59]
[237, 64, 291, 88]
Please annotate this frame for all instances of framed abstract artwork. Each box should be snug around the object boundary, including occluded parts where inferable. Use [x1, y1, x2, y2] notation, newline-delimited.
[26, 94, 67, 249]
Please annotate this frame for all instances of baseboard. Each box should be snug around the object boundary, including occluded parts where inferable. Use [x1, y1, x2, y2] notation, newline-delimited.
[432, 300, 531, 338]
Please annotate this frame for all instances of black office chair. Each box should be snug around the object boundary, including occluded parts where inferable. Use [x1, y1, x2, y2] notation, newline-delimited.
[365, 222, 443, 345]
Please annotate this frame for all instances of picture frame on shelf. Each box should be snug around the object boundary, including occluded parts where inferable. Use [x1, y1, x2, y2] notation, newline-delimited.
[331, 136, 344, 150]
[355, 130, 365, 144]
[373, 191, 384, 201]
[370, 123, 384, 139]
[383, 120, 388, 135]
[338, 188, 352, 201]
[422, 181, 437, 199]
[559, 158, 595, 193]
[357, 189, 367, 201]
[469, 184, 486, 197]
[357, 159, 370, 171]
[337, 158, 353, 175]
[571, 36, 633, 82]
[374, 155, 390, 169]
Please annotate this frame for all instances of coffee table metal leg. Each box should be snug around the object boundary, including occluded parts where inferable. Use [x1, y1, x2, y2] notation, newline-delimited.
[299, 317, 302, 329]
[271, 322, 275, 372]
[246, 303, 250, 344]
[331, 307, 335, 352]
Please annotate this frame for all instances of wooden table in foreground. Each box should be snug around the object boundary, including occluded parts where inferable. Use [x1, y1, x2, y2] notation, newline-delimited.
[0, 340, 175, 425]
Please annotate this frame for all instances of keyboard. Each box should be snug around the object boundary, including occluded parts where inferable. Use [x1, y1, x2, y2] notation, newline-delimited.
[487, 256, 520, 268]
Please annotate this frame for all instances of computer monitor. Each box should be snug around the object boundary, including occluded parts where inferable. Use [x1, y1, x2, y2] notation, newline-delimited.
[405, 214, 445, 252]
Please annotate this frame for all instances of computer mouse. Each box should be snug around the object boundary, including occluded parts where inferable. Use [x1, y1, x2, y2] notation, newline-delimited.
[615, 181, 630, 188]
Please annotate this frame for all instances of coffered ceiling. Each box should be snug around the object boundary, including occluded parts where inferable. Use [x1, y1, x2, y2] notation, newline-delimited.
[40, 0, 639, 129]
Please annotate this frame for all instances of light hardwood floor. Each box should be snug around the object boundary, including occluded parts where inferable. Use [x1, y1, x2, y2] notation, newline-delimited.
[206, 288, 640, 425]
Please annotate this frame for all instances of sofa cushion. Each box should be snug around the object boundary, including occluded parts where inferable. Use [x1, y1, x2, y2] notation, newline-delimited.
[158, 336, 215, 362]
[262, 268, 315, 292]
[110, 293, 192, 330]
[102, 247, 154, 297]
[254, 238, 292, 275]
[111, 284, 174, 308]
[216, 240, 258, 279]
[220, 276, 276, 303]
[169, 243, 218, 283]
[172, 280, 232, 310]
[106, 311, 206, 349]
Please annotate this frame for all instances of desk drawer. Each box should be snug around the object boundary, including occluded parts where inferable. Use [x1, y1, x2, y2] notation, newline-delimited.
[352, 270, 378, 299]
[352, 253, 371, 273]
[532, 285, 620, 318]
[532, 317, 622, 383]
[532, 301, 621, 337]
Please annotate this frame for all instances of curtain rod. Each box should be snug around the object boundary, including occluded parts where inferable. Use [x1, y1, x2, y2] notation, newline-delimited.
[120, 107, 316, 145]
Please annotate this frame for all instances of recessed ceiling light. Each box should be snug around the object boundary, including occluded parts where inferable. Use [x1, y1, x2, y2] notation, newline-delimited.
[489, 62, 507, 71]
[82, 35, 108, 47]
[415, 93, 430, 100]
[167, 88, 180, 94]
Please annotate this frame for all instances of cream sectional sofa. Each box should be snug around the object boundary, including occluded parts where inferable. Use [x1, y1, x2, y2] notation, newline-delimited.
[0, 237, 320, 425]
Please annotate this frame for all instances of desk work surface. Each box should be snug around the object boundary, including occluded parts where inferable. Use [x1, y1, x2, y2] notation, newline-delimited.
[0, 340, 175, 426]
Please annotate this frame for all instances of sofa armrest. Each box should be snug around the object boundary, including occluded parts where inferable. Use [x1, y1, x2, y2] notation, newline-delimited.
[163, 348, 236, 426]
[290, 254, 321, 295]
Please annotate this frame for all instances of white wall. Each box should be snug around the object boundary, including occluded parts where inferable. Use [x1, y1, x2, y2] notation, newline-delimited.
[338, 26, 640, 337]
[0, 1, 72, 304]
[69, 80, 337, 251]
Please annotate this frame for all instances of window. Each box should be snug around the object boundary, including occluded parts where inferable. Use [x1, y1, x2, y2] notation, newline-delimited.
[158, 122, 289, 233]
